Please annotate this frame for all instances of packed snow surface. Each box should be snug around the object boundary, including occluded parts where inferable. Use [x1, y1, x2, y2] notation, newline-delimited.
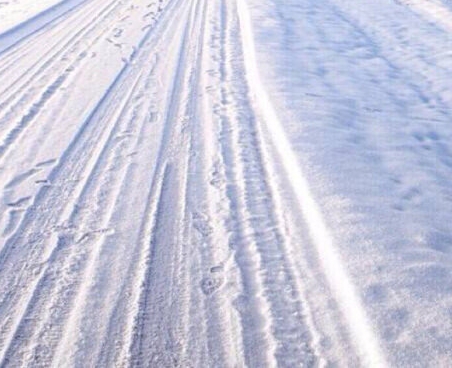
[0, 0, 452, 366]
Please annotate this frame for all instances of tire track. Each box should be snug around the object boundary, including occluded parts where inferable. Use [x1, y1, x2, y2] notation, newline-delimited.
[183, 0, 242, 365]
[48, 4, 185, 361]
[0, 68, 148, 367]
[0, 0, 117, 105]
[0, 1, 174, 363]
[42, 59, 160, 367]
[0, 0, 171, 243]
[0, 0, 391, 365]
[0, 0, 110, 84]
[210, 1, 276, 365]
[126, 0, 207, 366]
[236, 0, 387, 365]
[46, 0, 199, 365]
[0, 68, 144, 367]
[0, 0, 89, 56]
[208, 1, 323, 366]
[0, 0, 137, 163]
[53, 0, 197, 365]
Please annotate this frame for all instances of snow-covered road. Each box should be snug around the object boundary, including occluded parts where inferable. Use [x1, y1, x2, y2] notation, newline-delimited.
[1, 0, 452, 366]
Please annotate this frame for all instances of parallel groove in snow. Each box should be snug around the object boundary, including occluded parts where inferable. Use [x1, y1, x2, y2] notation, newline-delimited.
[236, 0, 387, 366]
[0, 0, 135, 163]
[0, 0, 90, 54]
[213, 0, 320, 366]
[0, 0, 422, 365]
[0, 1, 174, 365]
[128, 0, 198, 365]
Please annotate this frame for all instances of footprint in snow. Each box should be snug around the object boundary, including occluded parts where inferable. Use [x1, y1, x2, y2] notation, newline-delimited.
[192, 212, 213, 238]
[201, 276, 223, 296]
[113, 28, 123, 38]
[201, 265, 224, 295]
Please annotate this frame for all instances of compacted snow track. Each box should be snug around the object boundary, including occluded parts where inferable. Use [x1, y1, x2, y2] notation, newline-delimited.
[0, 0, 364, 365]
[1, 0, 452, 366]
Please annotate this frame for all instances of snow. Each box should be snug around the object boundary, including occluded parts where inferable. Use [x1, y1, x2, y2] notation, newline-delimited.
[0, 0, 452, 366]
[245, 0, 452, 365]
[0, 0, 64, 34]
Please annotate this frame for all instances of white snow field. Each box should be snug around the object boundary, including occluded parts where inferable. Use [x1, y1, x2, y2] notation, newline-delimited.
[0, 0, 452, 366]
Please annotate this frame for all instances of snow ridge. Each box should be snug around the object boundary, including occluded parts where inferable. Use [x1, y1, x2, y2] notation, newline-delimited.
[236, 0, 387, 366]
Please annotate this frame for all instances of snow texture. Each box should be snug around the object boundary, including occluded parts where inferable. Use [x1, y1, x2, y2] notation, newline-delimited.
[0, 0, 451, 366]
